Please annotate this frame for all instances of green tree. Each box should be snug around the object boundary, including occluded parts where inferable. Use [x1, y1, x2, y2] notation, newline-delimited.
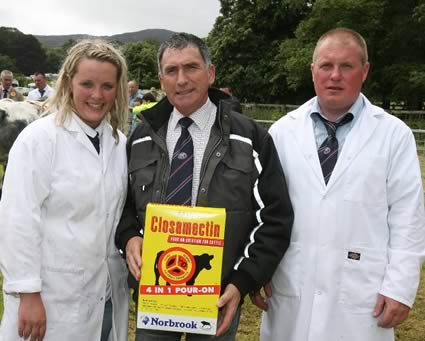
[275, 0, 384, 103]
[45, 48, 66, 73]
[0, 27, 47, 75]
[0, 54, 17, 72]
[207, 0, 312, 103]
[123, 40, 160, 89]
[272, 0, 425, 108]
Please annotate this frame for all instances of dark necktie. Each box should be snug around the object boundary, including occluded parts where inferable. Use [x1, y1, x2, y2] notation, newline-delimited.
[3, 89, 8, 99]
[315, 113, 353, 184]
[39, 89, 45, 98]
[166, 117, 194, 205]
[86, 132, 100, 154]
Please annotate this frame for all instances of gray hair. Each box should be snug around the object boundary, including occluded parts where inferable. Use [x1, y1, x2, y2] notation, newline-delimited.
[157, 32, 212, 73]
[1, 70, 13, 80]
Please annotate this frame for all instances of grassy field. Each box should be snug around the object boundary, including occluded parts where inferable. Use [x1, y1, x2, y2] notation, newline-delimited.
[1, 158, 425, 340]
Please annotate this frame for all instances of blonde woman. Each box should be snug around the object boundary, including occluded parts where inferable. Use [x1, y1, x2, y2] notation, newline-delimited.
[0, 40, 129, 341]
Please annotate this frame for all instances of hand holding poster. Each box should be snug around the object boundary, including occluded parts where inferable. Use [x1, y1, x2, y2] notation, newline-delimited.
[137, 203, 226, 335]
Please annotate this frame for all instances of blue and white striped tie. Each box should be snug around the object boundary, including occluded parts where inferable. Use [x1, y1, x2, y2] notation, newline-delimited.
[316, 113, 353, 184]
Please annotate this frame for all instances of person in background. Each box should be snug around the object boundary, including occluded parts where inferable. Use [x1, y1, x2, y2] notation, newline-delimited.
[132, 92, 157, 114]
[0, 39, 130, 341]
[253, 27, 425, 341]
[115, 32, 293, 341]
[128, 93, 158, 135]
[27, 72, 54, 101]
[128, 79, 143, 108]
[127, 96, 143, 135]
[0, 70, 24, 101]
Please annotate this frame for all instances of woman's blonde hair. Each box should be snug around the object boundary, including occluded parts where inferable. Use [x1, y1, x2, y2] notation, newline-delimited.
[49, 39, 128, 142]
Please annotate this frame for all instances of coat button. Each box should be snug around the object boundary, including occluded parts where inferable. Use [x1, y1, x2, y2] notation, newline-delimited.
[216, 152, 221, 158]
[200, 188, 206, 193]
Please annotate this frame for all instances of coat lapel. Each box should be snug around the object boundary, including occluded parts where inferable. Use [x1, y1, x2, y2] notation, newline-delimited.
[101, 124, 116, 172]
[326, 95, 383, 188]
[288, 99, 327, 188]
[64, 115, 101, 158]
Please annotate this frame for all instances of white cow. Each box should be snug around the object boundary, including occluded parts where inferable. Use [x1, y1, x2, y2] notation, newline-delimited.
[0, 99, 46, 197]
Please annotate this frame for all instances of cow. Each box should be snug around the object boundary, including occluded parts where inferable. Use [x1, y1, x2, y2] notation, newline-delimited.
[0, 99, 45, 198]
[154, 250, 214, 287]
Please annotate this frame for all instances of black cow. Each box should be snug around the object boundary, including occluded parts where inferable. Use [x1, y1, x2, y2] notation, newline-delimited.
[154, 250, 214, 286]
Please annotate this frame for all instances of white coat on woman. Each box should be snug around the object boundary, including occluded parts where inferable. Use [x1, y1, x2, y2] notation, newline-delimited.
[260, 94, 425, 341]
[0, 112, 129, 341]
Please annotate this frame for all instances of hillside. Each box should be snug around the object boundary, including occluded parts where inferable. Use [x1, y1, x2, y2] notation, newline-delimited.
[35, 28, 176, 48]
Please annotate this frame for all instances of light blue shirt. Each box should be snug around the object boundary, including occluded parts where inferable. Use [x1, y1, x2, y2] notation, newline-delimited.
[310, 95, 365, 151]
[128, 89, 143, 107]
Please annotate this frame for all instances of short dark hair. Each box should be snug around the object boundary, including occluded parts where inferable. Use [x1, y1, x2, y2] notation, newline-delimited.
[33, 71, 47, 78]
[142, 92, 156, 102]
[157, 32, 211, 73]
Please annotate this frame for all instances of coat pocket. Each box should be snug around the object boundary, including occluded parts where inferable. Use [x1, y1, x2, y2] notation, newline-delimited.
[338, 247, 387, 312]
[343, 156, 387, 206]
[271, 242, 302, 297]
[41, 266, 84, 323]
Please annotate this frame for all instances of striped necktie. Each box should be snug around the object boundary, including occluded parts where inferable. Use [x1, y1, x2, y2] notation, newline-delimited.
[3, 89, 8, 99]
[166, 117, 194, 205]
[315, 113, 353, 184]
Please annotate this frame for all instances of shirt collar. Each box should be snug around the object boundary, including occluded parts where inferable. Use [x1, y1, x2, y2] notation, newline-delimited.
[169, 97, 216, 131]
[310, 95, 364, 123]
[72, 112, 105, 138]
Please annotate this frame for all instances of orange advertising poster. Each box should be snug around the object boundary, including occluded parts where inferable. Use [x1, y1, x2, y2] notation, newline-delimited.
[137, 203, 226, 335]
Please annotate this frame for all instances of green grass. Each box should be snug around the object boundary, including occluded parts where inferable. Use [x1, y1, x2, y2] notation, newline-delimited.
[1, 158, 425, 340]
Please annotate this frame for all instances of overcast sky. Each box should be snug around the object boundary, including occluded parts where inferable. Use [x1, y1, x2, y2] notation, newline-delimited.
[0, 0, 221, 38]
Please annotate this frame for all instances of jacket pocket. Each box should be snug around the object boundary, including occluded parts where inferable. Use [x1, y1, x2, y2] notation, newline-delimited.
[221, 152, 253, 174]
[344, 156, 387, 206]
[41, 266, 84, 323]
[214, 153, 254, 210]
[338, 247, 387, 312]
[128, 157, 157, 210]
[272, 242, 302, 297]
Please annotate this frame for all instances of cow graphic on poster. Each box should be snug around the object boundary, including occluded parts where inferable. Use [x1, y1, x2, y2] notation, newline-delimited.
[154, 247, 214, 286]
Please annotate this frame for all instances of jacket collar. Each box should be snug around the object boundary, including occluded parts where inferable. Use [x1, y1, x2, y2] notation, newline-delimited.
[139, 88, 233, 132]
[62, 113, 116, 164]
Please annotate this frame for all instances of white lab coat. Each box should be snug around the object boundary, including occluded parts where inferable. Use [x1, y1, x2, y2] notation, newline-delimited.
[261, 94, 425, 341]
[0, 113, 129, 341]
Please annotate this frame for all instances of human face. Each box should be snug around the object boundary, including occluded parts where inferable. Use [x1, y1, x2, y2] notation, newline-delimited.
[128, 81, 138, 96]
[1, 75, 12, 90]
[71, 59, 118, 128]
[159, 46, 215, 116]
[311, 37, 369, 120]
[34, 74, 47, 90]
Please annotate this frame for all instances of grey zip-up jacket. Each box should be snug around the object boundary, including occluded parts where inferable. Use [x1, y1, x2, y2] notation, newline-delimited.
[115, 88, 293, 297]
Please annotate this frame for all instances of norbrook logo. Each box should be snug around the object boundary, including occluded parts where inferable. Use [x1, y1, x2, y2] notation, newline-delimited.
[144, 316, 198, 329]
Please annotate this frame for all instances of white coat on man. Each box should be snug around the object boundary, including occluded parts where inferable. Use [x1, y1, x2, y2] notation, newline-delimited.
[260, 94, 425, 341]
[0, 112, 129, 341]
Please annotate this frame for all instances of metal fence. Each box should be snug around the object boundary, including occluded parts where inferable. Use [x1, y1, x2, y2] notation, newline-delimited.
[248, 105, 425, 157]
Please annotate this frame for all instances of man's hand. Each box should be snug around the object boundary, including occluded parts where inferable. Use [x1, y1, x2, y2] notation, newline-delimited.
[216, 284, 241, 336]
[18, 292, 46, 341]
[250, 282, 272, 311]
[373, 293, 410, 328]
[126, 236, 143, 280]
